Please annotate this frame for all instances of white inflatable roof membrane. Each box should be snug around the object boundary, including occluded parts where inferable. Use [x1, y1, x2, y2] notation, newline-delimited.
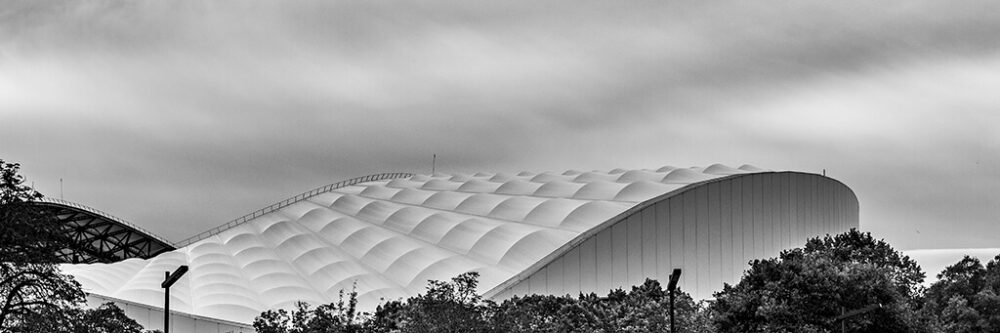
[62, 164, 760, 324]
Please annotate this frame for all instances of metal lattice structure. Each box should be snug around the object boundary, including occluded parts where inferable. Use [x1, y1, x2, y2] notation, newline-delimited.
[33, 198, 176, 264]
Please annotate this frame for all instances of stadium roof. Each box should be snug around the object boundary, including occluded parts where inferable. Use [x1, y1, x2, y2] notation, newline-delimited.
[62, 164, 770, 324]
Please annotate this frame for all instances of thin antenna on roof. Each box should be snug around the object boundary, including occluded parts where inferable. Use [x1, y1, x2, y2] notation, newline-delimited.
[60, 178, 64, 200]
[432, 154, 436, 174]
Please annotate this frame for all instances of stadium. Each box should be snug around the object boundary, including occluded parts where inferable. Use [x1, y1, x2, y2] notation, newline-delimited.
[43, 164, 858, 332]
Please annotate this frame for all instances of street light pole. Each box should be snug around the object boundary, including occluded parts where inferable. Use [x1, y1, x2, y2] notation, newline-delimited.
[667, 268, 682, 333]
[161, 265, 189, 333]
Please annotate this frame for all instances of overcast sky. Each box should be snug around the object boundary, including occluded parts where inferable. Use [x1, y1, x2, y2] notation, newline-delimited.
[2, 1, 999, 257]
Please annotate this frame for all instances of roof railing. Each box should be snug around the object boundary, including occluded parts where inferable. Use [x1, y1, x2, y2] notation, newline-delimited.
[174, 172, 413, 247]
[36, 197, 178, 248]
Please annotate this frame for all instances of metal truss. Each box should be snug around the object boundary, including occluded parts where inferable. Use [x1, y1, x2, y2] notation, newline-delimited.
[33, 198, 176, 264]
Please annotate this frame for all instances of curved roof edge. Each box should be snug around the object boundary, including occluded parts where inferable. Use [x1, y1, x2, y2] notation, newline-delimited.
[34, 198, 177, 263]
[175, 172, 414, 247]
[482, 171, 858, 299]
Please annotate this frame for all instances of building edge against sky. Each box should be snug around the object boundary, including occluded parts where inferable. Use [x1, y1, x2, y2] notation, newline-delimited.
[55, 165, 857, 331]
[486, 171, 858, 301]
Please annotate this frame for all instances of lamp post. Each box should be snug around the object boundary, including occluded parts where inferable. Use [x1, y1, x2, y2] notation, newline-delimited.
[161, 265, 189, 333]
[667, 268, 682, 333]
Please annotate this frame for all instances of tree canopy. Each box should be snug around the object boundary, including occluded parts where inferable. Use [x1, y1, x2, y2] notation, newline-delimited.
[0, 159, 86, 331]
[922, 254, 1000, 332]
[0, 159, 66, 264]
[710, 229, 927, 333]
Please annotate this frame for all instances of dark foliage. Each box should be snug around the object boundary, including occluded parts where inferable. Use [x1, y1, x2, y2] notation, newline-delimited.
[0, 160, 65, 265]
[0, 159, 87, 331]
[711, 229, 927, 333]
[492, 279, 710, 333]
[383, 272, 490, 333]
[922, 254, 1000, 332]
[258, 273, 710, 333]
[253, 284, 363, 333]
[5, 302, 144, 333]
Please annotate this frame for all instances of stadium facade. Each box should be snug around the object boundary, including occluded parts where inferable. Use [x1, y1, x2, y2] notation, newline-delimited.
[55, 164, 858, 332]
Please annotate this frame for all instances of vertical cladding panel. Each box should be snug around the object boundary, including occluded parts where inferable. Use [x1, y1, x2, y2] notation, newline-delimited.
[808, 175, 817, 238]
[627, 214, 644, 286]
[564, 246, 581, 295]
[696, 186, 710, 296]
[708, 183, 722, 291]
[670, 198, 685, 285]
[547, 258, 564, 296]
[753, 175, 765, 259]
[642, 208, 658, 281]
[798, 174, 811, 239]
[817, 179, 824, 234]
[831, 181, 840, 233]
[580, 236, 597, 294]
[656, 201, 672, 280]
[175, 316, 195, 333]
[805, 175, 815, 239]
[683, 192, 698, 291]
[825, 179, 833, 234]
[731, 177, 745, 280]
[513, 277, 530, 297]
[779, 173, 790, 249]
[612, 222, 628, 289]
[761, 174, 774, 256]
[530, 267, 547, 295]
[789, 174, 800, 244]
[122, 303, 153, 330]
[719, 180, 734, 285]
[741, 177, 754, 264]
[817, 176, 825, 235]
[596, 229, 613, 292]
[195, 319, 217, 333]
[828, 180, 837, 233]
[151, 308, 166, 331]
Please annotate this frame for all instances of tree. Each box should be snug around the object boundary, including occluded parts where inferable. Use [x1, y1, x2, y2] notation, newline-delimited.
[251, 284, 363, 333]
[0, 159, 66, 264]
[802, 228, 925, 300]
[4, 302, 144, 333]
[711, 229, 927, 333]
[396, 272, 492, 333]
[71, 302, 145, 333]
[0, 159, 86, 331]
[922, 254, 1000, 333]
[489, 279, 708, 333]
[255, 272, 718, 333]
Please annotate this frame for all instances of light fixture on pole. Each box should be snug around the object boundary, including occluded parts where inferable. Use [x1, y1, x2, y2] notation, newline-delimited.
[161, 265, 189, 333]
[667, 268, 682, 333]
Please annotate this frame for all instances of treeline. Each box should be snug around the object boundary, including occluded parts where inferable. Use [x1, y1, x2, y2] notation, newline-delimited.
[253, 230, 1000, 333]
[254, 273, 709, 333]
